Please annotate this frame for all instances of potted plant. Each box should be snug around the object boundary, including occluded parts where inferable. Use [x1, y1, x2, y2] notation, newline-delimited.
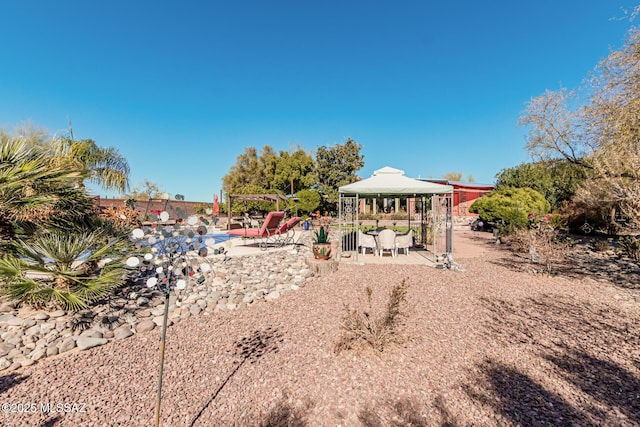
[312, 226, 332, 260]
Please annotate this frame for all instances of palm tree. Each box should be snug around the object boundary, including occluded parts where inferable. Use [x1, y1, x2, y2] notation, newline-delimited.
[0, 229, 128, 311]
[0, 135, 84, 245]
[54, 137, 130, 193]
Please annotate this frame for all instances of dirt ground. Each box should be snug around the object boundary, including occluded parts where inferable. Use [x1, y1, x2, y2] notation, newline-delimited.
[1, 229, 638, 426]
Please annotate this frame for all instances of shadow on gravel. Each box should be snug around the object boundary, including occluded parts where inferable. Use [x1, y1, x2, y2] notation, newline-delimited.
[257, 394, 312, 427]
[0, 372, 29, 394]
[486, 239, 640, 290]
[480, 294, 639, 354]
[544, 349, 640, 422]
[358, 395, 460, 427]
[469, 294, 640, 425]
[41, 416, 61, 427]
[189, 327, 284, 427]
[465, 359, 590, 427]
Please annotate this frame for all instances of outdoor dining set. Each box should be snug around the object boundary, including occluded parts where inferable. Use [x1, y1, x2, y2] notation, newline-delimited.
[358, 228, 413, 258]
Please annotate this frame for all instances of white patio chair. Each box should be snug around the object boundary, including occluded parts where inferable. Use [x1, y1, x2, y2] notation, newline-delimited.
[378, 229, 397, 257]
[358, 229, 377, 255]
[395, 229, 413, 256]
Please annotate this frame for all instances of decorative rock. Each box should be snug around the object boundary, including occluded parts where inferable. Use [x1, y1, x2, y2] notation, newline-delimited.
[58, 337, 76, 353]
[7, 317, 24, 327]
[40, 322, 56, 334]
[25, 324, 41, 336]
[0, 343, 15, 357]
[80, 329, 104, 339]
[22, 319, 37, 328]
[151, 307, 165, 317]
[0, 240, 318, 368]
[0, 357, 10, 370]
[7, 348, 24, 359]
[29, 348, 46, 361]
[153, 316, 171, 327]
[49, 310, 67, 318]
[136, 320, 156, 333]
[136, 309, 151, 318]
[33, 312, 50, 321]
[114, 327, 134, 340]
[21, 359, 36, 367]
[0, 303, 15, 313]
[265, 291, 281, 301]
[0, 314, 17, 323]
[76, 337, 108, 351]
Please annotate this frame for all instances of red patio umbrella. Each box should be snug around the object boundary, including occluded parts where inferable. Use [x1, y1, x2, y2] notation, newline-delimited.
[213, 195, 220, 216]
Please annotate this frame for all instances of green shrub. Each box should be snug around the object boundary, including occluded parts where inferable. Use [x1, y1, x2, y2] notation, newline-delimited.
[296, 189, 321, 214]
[470, 187, 550, 229]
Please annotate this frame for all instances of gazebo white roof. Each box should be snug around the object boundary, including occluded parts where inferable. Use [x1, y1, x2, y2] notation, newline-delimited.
[339, 166, 453, 196]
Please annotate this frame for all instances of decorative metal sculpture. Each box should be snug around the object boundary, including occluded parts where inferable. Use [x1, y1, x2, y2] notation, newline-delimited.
[126, 213, 216, 427]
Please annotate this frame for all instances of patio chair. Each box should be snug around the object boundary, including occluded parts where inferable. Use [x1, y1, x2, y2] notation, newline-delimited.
[395, 229, 413, 256]
[226, 211, 285, 250]
[275, 216, 301, 245]
[377, 229, 397, 257]
[358, 229, 377, 255]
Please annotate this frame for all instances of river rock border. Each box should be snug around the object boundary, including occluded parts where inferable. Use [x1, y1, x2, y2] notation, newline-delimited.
[0, 246, 316, 372]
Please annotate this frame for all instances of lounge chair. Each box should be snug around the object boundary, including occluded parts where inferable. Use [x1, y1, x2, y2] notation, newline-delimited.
[275, 216, 301, 245]
[358, 229, 377, 255]
[227, 211, 285, 250]
[395, 229, 413, 255]
[378, 229, 397, 257]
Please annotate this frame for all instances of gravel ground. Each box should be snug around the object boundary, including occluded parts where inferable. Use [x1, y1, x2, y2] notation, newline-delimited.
[1, 231, 639, 427]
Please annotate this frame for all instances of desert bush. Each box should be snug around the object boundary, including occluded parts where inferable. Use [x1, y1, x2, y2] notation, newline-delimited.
[334, 279, 409, 353]
[559, 194, 614, 234]
[618, 235, 640, 261]
[589, 239, 610, 252]
[511, 224, 573, 274]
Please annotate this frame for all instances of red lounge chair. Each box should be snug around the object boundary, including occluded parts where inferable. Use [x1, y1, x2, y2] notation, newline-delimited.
[274, 216, 301, 245]
[227, 211, 285, 250]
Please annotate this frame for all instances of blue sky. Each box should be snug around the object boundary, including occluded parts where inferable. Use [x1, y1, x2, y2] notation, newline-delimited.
[1, 1, 637, 202]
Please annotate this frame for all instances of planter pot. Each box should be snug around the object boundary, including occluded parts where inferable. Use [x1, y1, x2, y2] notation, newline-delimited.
[312, 243, 332, 260]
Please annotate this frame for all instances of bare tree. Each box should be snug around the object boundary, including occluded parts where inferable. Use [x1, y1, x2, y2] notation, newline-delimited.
[521, 27, 640, 230]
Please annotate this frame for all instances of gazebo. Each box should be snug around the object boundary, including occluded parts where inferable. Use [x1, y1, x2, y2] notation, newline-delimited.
[338, 166, 454, 262]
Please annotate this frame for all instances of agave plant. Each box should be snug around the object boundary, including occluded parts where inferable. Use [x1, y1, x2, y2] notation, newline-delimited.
[313, 226, 330, 244]
[0, 228, 128, 311]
